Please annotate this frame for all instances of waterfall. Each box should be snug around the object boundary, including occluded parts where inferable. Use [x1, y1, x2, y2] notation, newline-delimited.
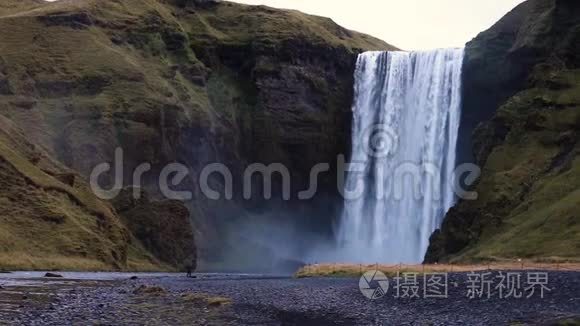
[336, 48, 464, 264]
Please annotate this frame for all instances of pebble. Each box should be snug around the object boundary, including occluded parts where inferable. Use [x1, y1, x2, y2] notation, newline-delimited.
[6, 271, 580, 325]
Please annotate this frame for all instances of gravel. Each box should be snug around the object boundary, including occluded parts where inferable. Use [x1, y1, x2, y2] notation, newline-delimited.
[2, 271, 579, 325]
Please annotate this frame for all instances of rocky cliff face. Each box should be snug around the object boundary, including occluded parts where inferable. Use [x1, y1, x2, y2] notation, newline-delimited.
[113, 188, 196, 269]
[426, 0, 580, 263]
[0, 0, 394, 270]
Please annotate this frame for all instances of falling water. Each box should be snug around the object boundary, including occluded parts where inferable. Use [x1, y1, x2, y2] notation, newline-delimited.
[336, 49, 464, 264]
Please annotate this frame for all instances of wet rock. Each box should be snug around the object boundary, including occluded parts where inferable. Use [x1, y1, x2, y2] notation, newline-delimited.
[44, 273, 63, 278]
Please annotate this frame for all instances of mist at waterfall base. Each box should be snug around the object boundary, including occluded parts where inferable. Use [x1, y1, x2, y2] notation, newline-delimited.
[203, 202, 339, 274]
[311, 48, 465, 265]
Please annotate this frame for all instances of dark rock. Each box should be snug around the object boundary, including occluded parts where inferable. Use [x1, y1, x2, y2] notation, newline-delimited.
[54, 173, 76, 187]
[111, 187, 148, 213]
[9, 98, 36, 110]
[171, 0, 222, 9]
[34, 75, 111, 98]
[129, 276, 139, 280]
[44, 273, 63, 278]
[178, 64, 209, 86]
[113, 188, 196, 270]
[0, 78, 12, 95]
[37, 11, 94, 29]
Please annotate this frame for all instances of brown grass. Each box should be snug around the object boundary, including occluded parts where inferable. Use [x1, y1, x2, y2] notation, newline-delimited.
[0, 116, 169, 272]
[133, 285, 167, 296]
[181, 293, 232, 307]
[296, 262, 580, 278]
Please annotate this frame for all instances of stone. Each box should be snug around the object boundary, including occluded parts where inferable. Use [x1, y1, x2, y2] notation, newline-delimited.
[44, 273, 63, 278]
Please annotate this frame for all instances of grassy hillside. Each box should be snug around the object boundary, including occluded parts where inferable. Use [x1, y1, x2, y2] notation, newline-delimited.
[426, 0, 580, 263]
[184, 1, 393, 49]
[454, 69, 580, 261]
[0, 0, 392, 178]
[0, 0, 42, 16]
[0, 115, 168, 271]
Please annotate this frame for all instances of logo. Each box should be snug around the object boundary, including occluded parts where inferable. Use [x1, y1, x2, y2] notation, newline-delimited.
[362, 124, 398, 158]
[359, 270, 390, 300]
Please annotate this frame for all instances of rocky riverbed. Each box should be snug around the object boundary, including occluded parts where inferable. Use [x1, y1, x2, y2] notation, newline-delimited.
[1, 271, 579, 325]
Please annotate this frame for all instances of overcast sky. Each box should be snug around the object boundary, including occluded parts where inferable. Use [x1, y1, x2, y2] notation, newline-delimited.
[232, 0, 527, 50]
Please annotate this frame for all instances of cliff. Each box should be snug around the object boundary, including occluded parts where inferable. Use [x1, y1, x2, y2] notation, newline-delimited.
[0, 114, 167, 270]
[426, 0, 580, 263]
[0, 0, 394, 270]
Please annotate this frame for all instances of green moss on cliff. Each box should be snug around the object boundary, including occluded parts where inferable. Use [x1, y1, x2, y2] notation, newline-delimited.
[428, 68, 580, 263]
[427, 0, 580, 263]
[461, 73, 580, 260]
[184, 1, 393, 50]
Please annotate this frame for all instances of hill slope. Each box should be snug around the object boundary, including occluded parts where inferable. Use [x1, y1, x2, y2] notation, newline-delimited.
[426, 0, 580, 263]
[0, 114, 170, 270]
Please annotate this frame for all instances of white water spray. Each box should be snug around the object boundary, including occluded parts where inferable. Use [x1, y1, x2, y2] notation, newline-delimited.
[336, 48, 464, 263]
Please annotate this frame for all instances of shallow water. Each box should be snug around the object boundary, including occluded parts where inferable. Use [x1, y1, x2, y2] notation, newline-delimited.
[0, 271, 287, 287]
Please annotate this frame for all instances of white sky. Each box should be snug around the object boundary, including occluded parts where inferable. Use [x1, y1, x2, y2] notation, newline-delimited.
[231, 0, 527, 50]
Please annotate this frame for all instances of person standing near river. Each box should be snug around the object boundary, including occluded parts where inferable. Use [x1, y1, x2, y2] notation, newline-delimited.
[185, 256, 196, 277]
